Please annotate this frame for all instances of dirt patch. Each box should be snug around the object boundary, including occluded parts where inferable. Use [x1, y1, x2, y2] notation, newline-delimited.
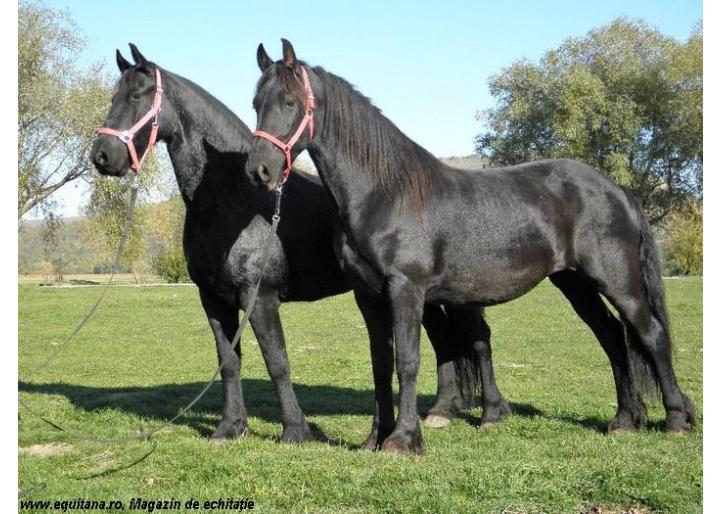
[19, 443, 72, 457]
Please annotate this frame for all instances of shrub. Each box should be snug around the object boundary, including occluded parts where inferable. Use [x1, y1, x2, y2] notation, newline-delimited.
[661, 202, 702, 275]
[151, 248, 190, 283]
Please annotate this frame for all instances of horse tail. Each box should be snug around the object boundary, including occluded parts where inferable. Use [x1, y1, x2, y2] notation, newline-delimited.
[453, 312, 483, 409]
[454, 350, 481, 408]
[624, 189, 667, 399]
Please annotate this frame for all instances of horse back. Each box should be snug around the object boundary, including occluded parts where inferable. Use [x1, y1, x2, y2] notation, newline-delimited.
[370, 159, 641, 305]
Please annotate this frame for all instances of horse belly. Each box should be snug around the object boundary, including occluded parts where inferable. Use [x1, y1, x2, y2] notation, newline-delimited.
[428, 264, 547, 305]
[427, 234, 557, 306]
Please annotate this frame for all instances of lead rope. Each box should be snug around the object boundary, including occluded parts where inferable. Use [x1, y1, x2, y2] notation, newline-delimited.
[22, 174, 140, 381]
[19, 176, 286, 491]
[18, 174, 141, 497]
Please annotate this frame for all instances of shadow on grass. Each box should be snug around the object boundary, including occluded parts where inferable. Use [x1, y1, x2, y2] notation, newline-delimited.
[20, 379, 433, 444]
[552, 413, 667, 433]
[456, 402, 671, 434]
[20, 379, 641, 440]
[456, 402, 544, 428]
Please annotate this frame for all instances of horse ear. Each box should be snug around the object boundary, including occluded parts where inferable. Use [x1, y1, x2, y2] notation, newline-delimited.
[128, 43, 149, 70]
[281, 38, 297, 70]
[116, 49, 132, 73]
[257, 44, 273, 72]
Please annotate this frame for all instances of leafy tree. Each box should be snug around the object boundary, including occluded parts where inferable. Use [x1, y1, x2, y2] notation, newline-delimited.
[83, 147, 171, 281]
[83, 175, 148, 282]
[18, 1, 112, 217]
[41, 207, 65, 281]
[475, 18, 702, 223]
[146, 197, 190, 283]
[661, 202, 702, 275]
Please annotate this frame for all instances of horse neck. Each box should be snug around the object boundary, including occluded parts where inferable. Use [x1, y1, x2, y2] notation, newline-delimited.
[306, 142, 375, 221]
[306, 79, 383, 219]
[161, 71, 253, 201]
[308, 68, 444, 221]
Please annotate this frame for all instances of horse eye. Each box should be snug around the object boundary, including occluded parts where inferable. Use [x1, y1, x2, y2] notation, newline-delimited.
[132, 92, 142, 100]
[284, 98, 295, 107]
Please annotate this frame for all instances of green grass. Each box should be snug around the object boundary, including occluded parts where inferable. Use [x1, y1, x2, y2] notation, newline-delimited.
[18, 278, 702, 513]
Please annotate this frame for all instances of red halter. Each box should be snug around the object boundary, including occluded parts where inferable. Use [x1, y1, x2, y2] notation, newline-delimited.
[96, 68, 164, 174]
[253, 66, 315, 186]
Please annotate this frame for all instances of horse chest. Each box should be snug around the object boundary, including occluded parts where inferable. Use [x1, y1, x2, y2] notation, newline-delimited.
[184, 218, 287, 295]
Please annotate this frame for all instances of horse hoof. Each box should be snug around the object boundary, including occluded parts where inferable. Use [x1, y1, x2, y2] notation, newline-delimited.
[607, 417, 638, 435]
[665, 419, 693, 436]
[478, 399, 511, 427]
[210, 423, 249, 441]
[360, 435, 378, 451]
[281, 424, 313, 444]
[666, 410, 694, 435]
[424, 414, 452, 429]
[381, 438, 413, 455]
[381, 432, 424, 455]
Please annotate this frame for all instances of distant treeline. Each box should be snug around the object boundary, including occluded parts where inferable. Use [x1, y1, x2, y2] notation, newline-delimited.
[19, 217, 130, 275]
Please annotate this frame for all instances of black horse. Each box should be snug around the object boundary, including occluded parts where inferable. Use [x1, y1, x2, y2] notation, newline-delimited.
[246, 40, 696, 454]
[90, 44, 506, 443]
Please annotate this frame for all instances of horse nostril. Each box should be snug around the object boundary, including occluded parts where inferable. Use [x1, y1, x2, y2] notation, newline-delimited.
[257, 163, 272, 183]
[94, 150, 108, 167]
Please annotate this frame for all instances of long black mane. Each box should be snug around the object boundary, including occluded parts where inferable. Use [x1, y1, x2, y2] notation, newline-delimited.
[303, 65, 457, 209]
[315, 66, 458, 208]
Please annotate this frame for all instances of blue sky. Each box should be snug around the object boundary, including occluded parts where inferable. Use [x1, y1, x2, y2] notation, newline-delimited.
[39, 0, 701, 217]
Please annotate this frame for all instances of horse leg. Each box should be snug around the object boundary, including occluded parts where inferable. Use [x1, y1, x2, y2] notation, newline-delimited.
[601, 284, 695, 434]
[354, 289, 395, 450]
[447, 306, 511, 426]
[199, 289, 249, 440]
[249, 293, 312, 443]
[585, 200, 694, 433]
[422, 305, 464, 428]
[548, 270, 647, 433]
[381, 277, 425, 454]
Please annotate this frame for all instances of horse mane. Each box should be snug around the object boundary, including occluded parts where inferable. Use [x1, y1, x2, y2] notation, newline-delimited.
[318, 66, 460, 209]
[264, 63, 456, 210]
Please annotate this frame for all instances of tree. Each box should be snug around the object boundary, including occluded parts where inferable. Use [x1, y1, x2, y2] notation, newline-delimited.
[146, 196, 190, 283]
[18, 1, 112, 218]
[661, 201, 702, 275]
[41, 207, 65, 281]
[83, 149, 170, 281]
[83, 174, 148, 282]
[475, 18, 702, 224]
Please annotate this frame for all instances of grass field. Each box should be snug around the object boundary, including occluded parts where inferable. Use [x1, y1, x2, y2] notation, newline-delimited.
[18, 277, 702, 513]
